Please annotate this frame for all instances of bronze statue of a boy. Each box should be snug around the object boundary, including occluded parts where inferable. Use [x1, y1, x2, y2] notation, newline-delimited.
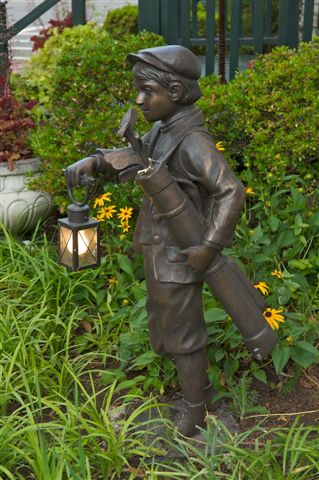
[65, 45, 277, 437]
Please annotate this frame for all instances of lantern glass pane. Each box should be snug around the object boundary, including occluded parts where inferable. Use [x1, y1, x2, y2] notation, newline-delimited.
[78, 227, 98, 268]
[59, 226, 74, 268]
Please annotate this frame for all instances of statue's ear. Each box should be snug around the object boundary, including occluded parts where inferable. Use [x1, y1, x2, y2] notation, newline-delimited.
[169, 82, 183, 103]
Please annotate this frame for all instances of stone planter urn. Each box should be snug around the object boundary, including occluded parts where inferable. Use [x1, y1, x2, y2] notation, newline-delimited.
[0, 158, 53, 236]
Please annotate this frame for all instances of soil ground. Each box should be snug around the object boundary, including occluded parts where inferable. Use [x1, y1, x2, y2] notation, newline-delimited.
[240, 363, 319, 431]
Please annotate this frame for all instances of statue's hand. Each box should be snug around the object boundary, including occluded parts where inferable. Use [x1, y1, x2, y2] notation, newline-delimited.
[180, 244, 217, 274]
[64, 156, 98, 187]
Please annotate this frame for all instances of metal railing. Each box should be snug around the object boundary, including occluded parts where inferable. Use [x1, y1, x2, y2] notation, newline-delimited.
[138, 0, 319, 80]
[0, 0, 86, 80]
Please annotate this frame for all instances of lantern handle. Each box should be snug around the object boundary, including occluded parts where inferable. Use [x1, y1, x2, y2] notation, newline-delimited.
[63, 170, 96, 207]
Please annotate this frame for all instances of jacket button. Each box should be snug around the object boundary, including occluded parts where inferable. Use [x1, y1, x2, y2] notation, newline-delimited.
[153, 235, 161, 244]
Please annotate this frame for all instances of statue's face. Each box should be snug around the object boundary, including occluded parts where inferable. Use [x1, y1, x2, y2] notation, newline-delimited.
[133, 76, 177, 122]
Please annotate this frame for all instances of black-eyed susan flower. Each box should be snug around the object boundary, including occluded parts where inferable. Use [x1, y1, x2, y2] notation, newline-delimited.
[120, 222, 131, 233]
[263, 308, 285, 330]
[245, 186, 255, 195]
[271, 270, 284, 279]
[93, 192, 112, 208]
[215, 141, 225, 152]
[254, 281, 269, 296]
[117, 207, 133, 224]
[96, 205, 117, 220]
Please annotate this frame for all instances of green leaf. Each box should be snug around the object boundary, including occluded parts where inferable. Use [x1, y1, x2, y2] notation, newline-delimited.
[116, 379, 138, 391]
[275, 229, 296, 249]
[290, 348, 316, 369]
[251, 224, 264, 243]
[309, 212, 319, 226]
[272, 345, 290, 375]
[295, 340, 319, 356]
[294, 214, 308, 228]
[223, 358, 239, 378]
[96, 288, 106, 306]
[288, 259, 313, 270]
[276, 285, 291, 305]
[130, 350, 159, 369]
[205, 307, 228, 323]
[251, 367, 267, 384]
[131, 284, 146, 301]
[290, 187, 305, 210]
[215, 349, 225, 362]
[269, 215, 280, 232]
[116, 253, 134, 279]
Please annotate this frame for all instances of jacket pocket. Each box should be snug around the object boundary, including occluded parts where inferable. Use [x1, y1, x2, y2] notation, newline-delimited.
[166, 246, 188, 263]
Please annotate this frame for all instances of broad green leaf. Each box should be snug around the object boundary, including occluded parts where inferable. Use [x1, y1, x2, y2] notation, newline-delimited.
[130, 350, 158, 368]
[269, 215, 280, 232]
[272, 345, 290, 375]
[251, 367, 267, 384]
[275, 229, 295, 249]
[215, 349, 225, 362]
[288, 259, 313, 270]
[205, 307, 228, 323]
[96, 288, 106, 306]
[276, 285, 291, 305]
[291, 348, 316, 369]
[295, 340, 319, 356]
[290, 186, 306, 209]
[116, 253, 134, 279]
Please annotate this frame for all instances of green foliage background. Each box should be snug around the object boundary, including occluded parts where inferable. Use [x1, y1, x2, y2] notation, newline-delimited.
[12, 25, 164, 210]
[199, 39, 319, 183]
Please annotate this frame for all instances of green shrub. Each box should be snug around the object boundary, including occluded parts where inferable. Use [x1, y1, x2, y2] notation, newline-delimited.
[12, 26, 164, 210]
[198, 39, 319, 184]
[11, 23, 99, 110]
[102, 5, 138, 38]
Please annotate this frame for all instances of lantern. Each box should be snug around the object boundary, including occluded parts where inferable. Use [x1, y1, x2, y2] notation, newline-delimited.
[58, 177, 100, 271]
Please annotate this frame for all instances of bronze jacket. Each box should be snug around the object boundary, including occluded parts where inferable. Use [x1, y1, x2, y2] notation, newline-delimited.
[98, 105, 246, 284]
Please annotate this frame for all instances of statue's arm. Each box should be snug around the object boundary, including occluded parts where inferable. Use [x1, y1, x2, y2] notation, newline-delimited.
[94, 147, 143, 182]
[178, 138, 246, 274]
[64, 146, 142, 186]
[180, 133, 246, 249]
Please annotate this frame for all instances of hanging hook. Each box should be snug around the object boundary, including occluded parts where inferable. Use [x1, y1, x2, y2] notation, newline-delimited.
[63, 170, 95, 207]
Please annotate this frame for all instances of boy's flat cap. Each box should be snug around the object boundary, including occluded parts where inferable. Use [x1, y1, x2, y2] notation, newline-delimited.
[127, 45, 201, 80]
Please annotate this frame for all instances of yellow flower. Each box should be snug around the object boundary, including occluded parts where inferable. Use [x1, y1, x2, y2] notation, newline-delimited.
[117, 207, 133, 223]
[121, 222, 131, 233]
[119, 234, 126, 240]
[108, 277, 118, 286]
[215, 141, 225, 152]
[93, 192, 112, 209]
[263, 308, 285, 330]
[97, 205, 117, 220]
[245, 186, 255, 195]
[254, 282, 269, 296]
[271, 270, 284, 279]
